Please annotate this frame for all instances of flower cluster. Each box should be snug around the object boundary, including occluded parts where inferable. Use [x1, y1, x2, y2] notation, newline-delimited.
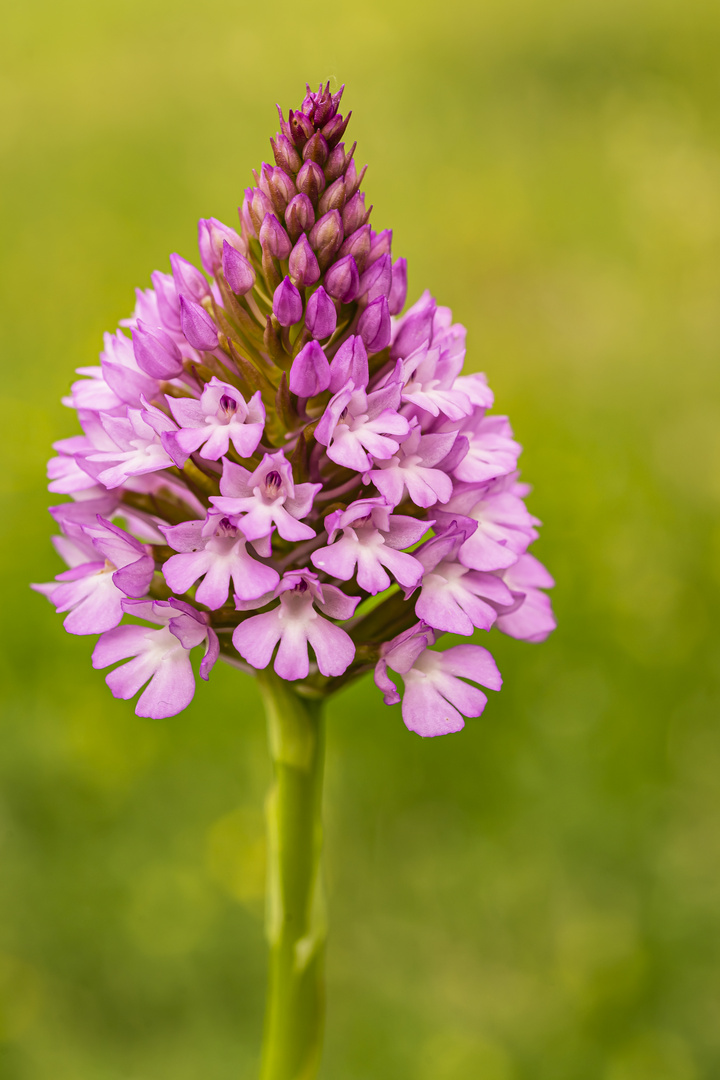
[36, 84, 555, 736]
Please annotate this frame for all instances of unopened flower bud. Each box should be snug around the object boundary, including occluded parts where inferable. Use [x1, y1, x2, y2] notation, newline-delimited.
[259, 213, 292, 259]
[132, 320, 184, 379]
[179, 295, 219, 351]
[325, 142, 349, 183]
[322, 111, 351, 148]
[289, 339, 331, 397]
[151, 271, 182, 333]
[170, 253, 210, 303]
[344, 158, 367, 200]
[309, 210, 344, 266]
[305, 286, 337, 340]
[273, 277, 303, 327]
[285, 193, 315, 242]
[388, 257, 408, 315]
[342, 191, 370, 235]
[222, 240, 255, 295]
[357, 295, 391, 353]
[259, 163, 297, 217]
[302, 132, 329, 166]
[198, 217, 245, 276]
[296, 160, 326, 204]
[338, 224, 371, 272]
[289, 234, 320, 287]
[359, 253, 392, 303]
[288, 109, 314, 148]
[318, 176, 347, 217]
[271, 134, 302, 176]
[324, 254, 360, 304]
[367, 228, 393, 266]
[244, 187, 274, 236]
[328, 334, 368, 392]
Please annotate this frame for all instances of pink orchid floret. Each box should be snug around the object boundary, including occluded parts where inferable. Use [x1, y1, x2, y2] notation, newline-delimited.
[311, 497, 430, 594]
[32, 517, 154, 635]
[314, 378, 410, 472]
[495, 554, 557, 643]
[374, 623, 503, 737]
[82, 402, 177, 489]
[409, 524, 516, 635]
[451, 414, 522, 485]
[163, 378, 265, 466]
[161, 511, 279, 608]
[211, 451, 321, 547]
[364, 422, 457, 508]
[37, 83, 555, 732]
[232, 570, 359, 681]
[435, 478, 540, 572]
[92, 598, 219, 719]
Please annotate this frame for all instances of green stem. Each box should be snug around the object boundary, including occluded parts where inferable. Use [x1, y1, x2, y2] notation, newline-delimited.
[257, 671, 326, 1080]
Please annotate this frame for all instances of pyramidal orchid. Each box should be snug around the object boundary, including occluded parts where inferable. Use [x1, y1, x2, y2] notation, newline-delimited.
[35, 83, 555, 1080]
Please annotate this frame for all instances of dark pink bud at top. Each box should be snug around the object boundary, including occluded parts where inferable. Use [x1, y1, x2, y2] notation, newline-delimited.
[289, 339, 331, 397]
[271, 134, 302, 176]
[302, 132, 329, 166]
[305, 287, 337, 340]
[273, 277, 303, 327]
[198, 217, 245, 276]
[170, 253, 210, 303]
[388, 257, 408, 315]
[245, 187, 274, 235]
[222, 240, 255, 295]
[325, 142, 348, 183]
[132, 320, 184, 379]
[259, 213, 292, 259]
[367, 228, 393, 266]
[259, 163, 297, 216]
[329, 334, 368, 393]
[179, 295, 219, 352]
[344, 158, 367, 200]
[288, 110, 314, 148]
[285, 193, 315, 242]
[322, 111, 351, 148]
[342, 191, 369, 236]
[357, 295, 391, 354]
[324, 255, 360, 304]
[359, 253, 392, 303]
[338, 224, 371, 272]
[309, 210, 343, 260]
[318, 176, 347, 218]
[289, 234, 320, 286]
[151, 271, 182, 333]
[296, 160, 326, 203]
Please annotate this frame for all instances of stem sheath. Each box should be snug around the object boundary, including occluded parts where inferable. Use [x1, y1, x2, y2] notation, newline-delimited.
[258, 672, 326, 1080]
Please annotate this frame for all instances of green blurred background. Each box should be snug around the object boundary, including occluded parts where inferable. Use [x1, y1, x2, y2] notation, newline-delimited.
[2, 0, 720, 1076]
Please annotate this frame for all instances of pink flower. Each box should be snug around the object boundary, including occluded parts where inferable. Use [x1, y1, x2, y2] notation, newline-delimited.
[364, 423, 457, 508]
[38, 83, 555, 731]
[233, 571, 359, 680]
[496, 554, 556, 642]
[161, 512, 279, 608]
[311, 497, 429, 594]
[211, 451, 321, 547]
[411, 524, 515, 635]
[92, 599, 218, 719]
[32, 517, 154, 635]
[314, 378, 410, 472]
[374, 624, 502, 737]
[163, 378, 265, 466]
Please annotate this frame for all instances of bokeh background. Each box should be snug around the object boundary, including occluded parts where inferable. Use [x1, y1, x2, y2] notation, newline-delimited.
[2, 0, 720, 1076]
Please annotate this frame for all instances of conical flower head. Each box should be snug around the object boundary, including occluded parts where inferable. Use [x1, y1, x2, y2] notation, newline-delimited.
[36, 83, 555, 732]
